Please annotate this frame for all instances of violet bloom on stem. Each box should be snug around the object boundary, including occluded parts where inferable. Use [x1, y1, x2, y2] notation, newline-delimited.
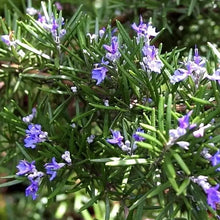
[170, 62, 193, 84]
[44, 157, 65, 181]
[142, 45, 164, 73]
[133, 128, 145, 142]
[24, 124, 48, 149]
[22, 107, 37, 124]
[16, 160, 36, 176]
[205, 184, 220, 210]
[211, 150, 220, 171]
[206, 69, 220, 85]
[132, 16, 158, 43]
[92, 65, 108, 85]
[170, 47, 206, 85]
[25, 179, 39, 200]
[107, 130, 124, 147]
[103, 37, 121, 62]
[61, 151, 72, 164]
[178, 110, 192, 129]
[1, 35, 15, 47]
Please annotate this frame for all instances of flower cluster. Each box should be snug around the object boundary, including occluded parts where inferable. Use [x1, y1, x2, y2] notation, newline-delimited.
[16, 152, 71, 200]
[132, 16, 164, 74]
[37, 13, 66, 42]
[167, 111, 212, 150]
[17, 109, 72, 199]
[106, 128, 145, 154]
[16, 160, 44, 200]
[91, 35, 121, 85]
[191, 176, 220, 210]
[170, 47, 206, 86]
[24, 124, 48, 149]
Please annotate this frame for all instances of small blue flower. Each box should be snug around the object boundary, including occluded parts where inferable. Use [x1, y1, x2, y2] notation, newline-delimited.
[1, 35, 11, 46]
[107, 130, 124, 146]
[25, 179, 39, 200]
[206, 69, 220, 85]
[44, 157, 65, 181]
[28, 171, 44, 182]
[103, 37, 121, 62]
[92, 66, 108, 85]
[205, 184, 220, 210]
[24, 124, 48, 149]
[16, 160, 36, 176]
[142, 45, 164, 73]
[170, 47, 206, 85]
[87, 134, 95, 144]
[22, 108, 37, 124]
[133, 128, 145, 142]
[61, 151, 72, 164]
[178, 111, 192, 129]
[131, 16, 157, 43]
[211, 150, 220, 171]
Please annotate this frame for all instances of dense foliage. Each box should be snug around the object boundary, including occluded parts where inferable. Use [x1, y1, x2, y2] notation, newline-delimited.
[1, 0, 220, 219]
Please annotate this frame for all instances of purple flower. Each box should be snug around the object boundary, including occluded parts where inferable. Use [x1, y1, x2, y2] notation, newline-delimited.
[22, 108, 37, 124]
[133, 128, 145, 141]
[132, 16, 157, 43]
[178, 111, 192, 129]
[211, 150, 220, 171]
[61, 151, 72, 164]
[191, 175, 211, 191]
[141, 45, 164, 73]
[206, 69, 220, 85]
[176, 141, 190, 150]
[87, 134, 95, 143]
[107, 130, 124, 146]
[205, 184, 220, 210]
[25, 179, 39, 200]
[55, 2, 63, 10]
[170, 47, 206, 85]
[1, 35, 15, 47]
[37, 13, 66, 41]
[193, 123, 211, 138]
[44, 157, 65, 181]
[24, 124, 48, 149]
[28, 171, 44, 182]
[16, 160, 36, 176]
[103, 37, 121, 62]
[92, 65, 108, 85]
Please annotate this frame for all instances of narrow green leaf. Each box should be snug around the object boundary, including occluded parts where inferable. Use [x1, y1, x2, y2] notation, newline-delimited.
[79, 195, 100, 212]
[177, 178, 190, 196]
[71, 109, 95, 122]
[105, 158, 149, 166]
[166, 94, 172, 133]
[171, 151, 191, 175]
[89, 103, 127, 111]
[164, 155, 176, 178]
[116, 20, 133, 49]
[136, 133, 163, 147]
[105, 196, 110, 220]
[16, 142, 32, 161]
[16, 41, 51, 60]
[0, 179, 23, 188]
[146, 181, 170, 198]
[188, 94, 214, 105]
[158, 96, 165, 133]
[168, 177, 179, 193]
[188, 0, 197, 16]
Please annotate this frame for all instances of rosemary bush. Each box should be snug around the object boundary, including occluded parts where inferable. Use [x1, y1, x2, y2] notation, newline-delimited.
[1, 0, 220, 219]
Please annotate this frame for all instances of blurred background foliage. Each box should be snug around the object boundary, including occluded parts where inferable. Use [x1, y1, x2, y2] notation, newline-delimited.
[1, 0, 220, 53]
[1, 0, 220, 220]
